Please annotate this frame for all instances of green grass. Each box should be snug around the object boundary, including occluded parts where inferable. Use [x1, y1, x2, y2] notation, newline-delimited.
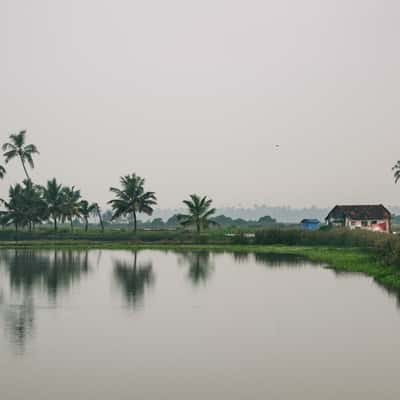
[0, 227, 232, 244]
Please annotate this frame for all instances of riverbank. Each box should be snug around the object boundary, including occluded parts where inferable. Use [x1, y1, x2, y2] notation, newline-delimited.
[1, 240, 399, 294]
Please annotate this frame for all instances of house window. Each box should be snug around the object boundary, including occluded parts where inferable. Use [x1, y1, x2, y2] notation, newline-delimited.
[372, 220, 377, 225]
[362, 221, 368, 227]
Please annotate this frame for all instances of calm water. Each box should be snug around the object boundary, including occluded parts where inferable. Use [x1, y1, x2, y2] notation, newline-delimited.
[1, 249, 400, 400]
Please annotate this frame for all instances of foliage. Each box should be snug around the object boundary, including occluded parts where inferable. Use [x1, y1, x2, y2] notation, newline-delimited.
[178, 194, 217, 233]
[211, 214, 277, 228]
[61, 186, 82, 230]
[0, 184, 26, 230]
[78, 200, 97, 232]
[393, 160, 400, 184]
[108, 173, 157, 233]
[92, 203, 104, 232]
[254, 228, 400, 266]
[42, 178, 65, 231]
[0, 177, 98, 234]
[2, 130, 39, 180]
[0, 180, 46, 231]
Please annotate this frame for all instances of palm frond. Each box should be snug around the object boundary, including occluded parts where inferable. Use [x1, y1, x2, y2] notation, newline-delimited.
[393, 161, 400, 183]
[25, 153, 35, 168]
[24, 144, 39, 154]
[201, 207, 216, 219]
[3, 149, 18, 162]
[108, 174, 157, 227]
[180, 194, 215, 232]
[2, 142, 15, 151]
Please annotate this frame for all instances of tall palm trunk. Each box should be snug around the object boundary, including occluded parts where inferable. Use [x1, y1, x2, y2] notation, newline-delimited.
[133, 211, 137, 233]
[19, 155, 30, 180]
[84, 217, 88, 232]
[70, 218, 73, 232]
[97, 207, 104, 232]
[54, 216, 57, 232]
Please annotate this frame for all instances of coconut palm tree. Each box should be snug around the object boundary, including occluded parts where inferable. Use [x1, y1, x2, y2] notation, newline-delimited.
[78, 200, 96, 232]
[108, 174, 157, 233]
[0, 184, 27, 232]
[0, 165, 6, 179]
[393, 161, 400, 183]
[2, 130, 39, 180]
[42, 178, 64, 231]
[0, 180, 46, 232]
[61, 186, 81, 231]
[20, 179, 47, 231]
[92, 202, 104, 232]
[177, 194, 217, 233]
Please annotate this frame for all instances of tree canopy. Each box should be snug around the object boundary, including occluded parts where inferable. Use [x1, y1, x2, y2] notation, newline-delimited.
[178, 194, 217, 233]
[108, 173, 157, 232]
[2, 130, 39, 180]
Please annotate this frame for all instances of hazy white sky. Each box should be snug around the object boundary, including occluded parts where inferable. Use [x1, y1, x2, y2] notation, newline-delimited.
[1, 0, 400, 209]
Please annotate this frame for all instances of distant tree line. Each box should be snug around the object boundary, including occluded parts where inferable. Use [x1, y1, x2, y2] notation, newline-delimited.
[109, 213, 279, 229]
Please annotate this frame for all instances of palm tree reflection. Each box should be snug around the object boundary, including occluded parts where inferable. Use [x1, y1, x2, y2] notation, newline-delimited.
[233, 252, 250, 263]
[1, 249, 90, 300]
[178, 251, 214, 286]
[254, 252, 307, 267]
[0, 249, 91, 352]
[113, 252, 155, 308]
[2, 296, 34, 354]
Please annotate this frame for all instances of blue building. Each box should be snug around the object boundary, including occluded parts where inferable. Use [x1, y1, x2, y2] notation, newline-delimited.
[300, 219, 321, 231]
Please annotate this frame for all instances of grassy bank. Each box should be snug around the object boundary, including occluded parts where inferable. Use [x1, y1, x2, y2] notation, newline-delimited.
[0, 228, 231, 244]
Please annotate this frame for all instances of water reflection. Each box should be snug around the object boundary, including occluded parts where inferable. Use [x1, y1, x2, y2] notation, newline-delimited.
[113, 251, 155, 308]
[232, 252, 251, 263]
[232, 251, 309, 267]
[254, 252, 309, 267]
[0, 250, 91, 353]
[2, 296, 34, 354]
[178, 251, 215, 286]
[0, 250, 91, 300]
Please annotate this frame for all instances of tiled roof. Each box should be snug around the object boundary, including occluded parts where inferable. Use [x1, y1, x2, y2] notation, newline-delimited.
[326, 205, 391, 220]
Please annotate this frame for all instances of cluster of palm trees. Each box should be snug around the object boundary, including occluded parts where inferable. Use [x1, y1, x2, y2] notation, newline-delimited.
[0, 130, 218, 233]
[0, 131, 102, 232]
[1, 177, 103, 232]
